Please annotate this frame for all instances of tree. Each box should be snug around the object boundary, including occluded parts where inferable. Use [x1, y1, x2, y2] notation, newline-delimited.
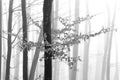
[29, 0, 53, 80]
[114, 34, 119, 80]
[5, 0, 13, 80]
[101, 4, 116, 80]
[101, 7, 110, 80]
[28, 5, 43, 80]
[83, 0, 91, 80]
[69, 0, 80, 80]
[29, 28, 43, 80]
[21, 0, 28, 80]
[43, 0, 53, 80]
[14, 12, 21, 80]
[106, 3, 116, 80]
[95, 40, 102, 80]
[0, 0, 2, 79]
[52, 0, 59, 80]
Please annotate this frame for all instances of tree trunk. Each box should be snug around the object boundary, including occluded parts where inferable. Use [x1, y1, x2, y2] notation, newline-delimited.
[29, 29, 43, 80]
[5, 0, 13, 80]
[52, 0, 59, 80]
[114, 34, 119, 80]
[0, 0, 2, 79]
[95, 38, 102, 80]
[101, 7, 110, 80]
[2, 37, 7, 80]
[106, 4, 116, 80]
[83, 0, 91, 80]
[14, 12, 21, 80]
[69, 0, 79, 80]
[43, 0, 53, 80]
[21, 0, 28, 80]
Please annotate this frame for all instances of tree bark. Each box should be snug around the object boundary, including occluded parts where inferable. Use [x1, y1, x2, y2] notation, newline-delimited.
[43, 0, 53, 80]
[21, 0, 28, 80]
[5, 0, 13, 80]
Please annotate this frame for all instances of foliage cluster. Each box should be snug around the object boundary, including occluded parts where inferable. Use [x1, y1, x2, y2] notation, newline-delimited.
[14, 15, 117, 68]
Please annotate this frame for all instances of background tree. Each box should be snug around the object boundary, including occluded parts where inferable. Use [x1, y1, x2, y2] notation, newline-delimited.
[29, 27, 43, 80]
[114, 32, 119, 80]
[0, 0, 2, 79]
[14, 12, 21, 80]
[69, 0, 80, 80]
[83, 0, 91, 80]
[106, 3, 116, 80]
[5, 0, 13, 80]
[43, 0, 53, 80]
[21, 0, 28, 80]
[52, 0, 59, 80]
[101, 7, 110, 80]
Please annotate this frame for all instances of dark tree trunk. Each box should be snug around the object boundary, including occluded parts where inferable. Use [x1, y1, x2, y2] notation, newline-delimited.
[5, 0, 13, 80]
[21, 0, 28, 80]
[43, 0, 53, 80]
[0, 0, 2, 80]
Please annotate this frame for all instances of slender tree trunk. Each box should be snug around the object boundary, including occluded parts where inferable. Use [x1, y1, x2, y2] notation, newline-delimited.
[52, 0, 59, 80]
[0, 0, 2, 79]
[43, 0, 53, 80]
[106, 4, 116, 80]
[95, 39, 102, 80]
[114, 33, 119, 80]
[51, 2, 55, 80]
[101, 7, 110, 80]
[69, 0, 80, 80]
[29, 29, 43, 80]
[5, 0, 13, 80]
[14, 12, 21, 80]
[83, 1, 91, 80]
[14, 46, 20, 80]
[101, 3, 116, 80]
[21, 0, 28, 80]
[27, 0, 43, 80]
[2, 39, 7, 80]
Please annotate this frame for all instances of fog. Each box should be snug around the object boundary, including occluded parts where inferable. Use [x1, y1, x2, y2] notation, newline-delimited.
[1, 0, 120, 80]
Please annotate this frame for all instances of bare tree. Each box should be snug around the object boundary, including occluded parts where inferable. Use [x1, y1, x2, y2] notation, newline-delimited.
[5, 0, 13, 80]
[21, 0, 28, 80]
[43, 0, 53, 80]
